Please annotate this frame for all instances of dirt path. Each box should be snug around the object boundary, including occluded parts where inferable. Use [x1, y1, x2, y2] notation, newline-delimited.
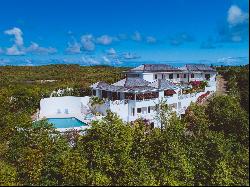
[215, 75, 227, 96]
[199, 75, 227, 106]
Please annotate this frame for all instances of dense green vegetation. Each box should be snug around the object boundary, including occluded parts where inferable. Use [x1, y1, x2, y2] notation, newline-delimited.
[0, 64, 249, 186]
[217, 64, 249, 112]
[0, 64, 127, 114]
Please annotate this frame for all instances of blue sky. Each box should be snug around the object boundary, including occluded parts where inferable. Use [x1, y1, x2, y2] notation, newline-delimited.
[0, 0, 249, 66]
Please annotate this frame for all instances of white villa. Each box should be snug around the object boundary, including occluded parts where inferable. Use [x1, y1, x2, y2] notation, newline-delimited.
[38, 63, 217, 130]
[90, 64, 217, 128]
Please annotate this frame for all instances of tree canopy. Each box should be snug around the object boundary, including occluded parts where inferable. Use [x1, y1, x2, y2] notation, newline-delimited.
[0, 64, 249, 186]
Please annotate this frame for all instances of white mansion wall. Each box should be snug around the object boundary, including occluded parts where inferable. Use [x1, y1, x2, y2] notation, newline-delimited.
[142, 73, 154, 82]
[39, 96, 82, 118]
[109, 100, 129, 122]
[135, 71, 217, 83]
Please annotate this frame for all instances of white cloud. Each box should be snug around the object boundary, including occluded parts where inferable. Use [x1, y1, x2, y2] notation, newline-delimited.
[96, 35, 118, 45]
[6, 45, 25, 55]
[106, 48, 116, 55]
[146, 36, 157, 43]
[113, 57, 123, 65]
[218, 5, 249, 43]
[65, 41, 81, 54]
[26, 42, 57, 54]
[24, 59, 34, 66]
[80, 34, 95, 51]
[4, 27, 57, 56]
[81, 56, 100, 65]
[217, 56, 249, 65]
[227, 5, 249, 26]
[122, 52, 140, 60]
[131, 31, 142, 41]
[0, 58, 10, 65]
[4, 27, 25, 55]
[4, 27, 24, 46]
[102, 56, 111, 65]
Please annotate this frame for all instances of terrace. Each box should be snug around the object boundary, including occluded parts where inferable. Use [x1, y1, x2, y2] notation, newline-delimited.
[91, 77, 178, 102]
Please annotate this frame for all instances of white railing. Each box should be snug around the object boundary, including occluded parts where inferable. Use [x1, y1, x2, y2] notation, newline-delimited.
[208, 81, 216, 87]
[110, 99, 129, 105]
[178, 94, 191, 100]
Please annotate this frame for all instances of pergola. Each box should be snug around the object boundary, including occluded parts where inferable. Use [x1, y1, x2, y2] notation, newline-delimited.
[92, 80, 178, 101]
[125, 91, 159, 101]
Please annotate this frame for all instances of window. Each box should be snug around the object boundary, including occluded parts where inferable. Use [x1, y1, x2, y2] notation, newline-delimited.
[169, 74, 173, 79]
[128, 74, 139, 77]
[93, 90, 96, 96]
[162, 74, 164, 79]
[191, 73, 194, 78]
[102, 90, 108, 98]
[205, 74, 210, 80]
[148, 106, 151, 113]
[112, 92, 119, 101]
[132, 108, 135, 116]
[184, 74, 187, 78]
[177, 74, 179, 78]
[154, 74, 158, 79]
[142, 107, 147, 114]
[137, 108, 142, 113]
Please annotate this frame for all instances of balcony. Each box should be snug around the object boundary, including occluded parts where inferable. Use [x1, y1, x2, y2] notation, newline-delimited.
[178, 93, 197, 100]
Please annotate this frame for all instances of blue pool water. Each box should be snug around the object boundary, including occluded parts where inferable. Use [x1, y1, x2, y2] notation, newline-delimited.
[47, 117, 87, 128]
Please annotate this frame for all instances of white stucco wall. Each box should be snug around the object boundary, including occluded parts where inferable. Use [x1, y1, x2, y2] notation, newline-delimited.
[132, 71, 217, 83]
[39, 96, 90, 118]
[100, 88, 213, 125]
[142, 73, 154, 82]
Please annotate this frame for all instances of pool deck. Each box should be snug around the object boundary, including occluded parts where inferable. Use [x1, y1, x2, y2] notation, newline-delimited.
[39, 113, 89, 123]
[38, 113, 103, 132]
[57, 125, 90, 132]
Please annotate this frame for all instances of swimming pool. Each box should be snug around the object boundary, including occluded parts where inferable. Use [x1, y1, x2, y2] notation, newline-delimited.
[47, 117, 87, 128]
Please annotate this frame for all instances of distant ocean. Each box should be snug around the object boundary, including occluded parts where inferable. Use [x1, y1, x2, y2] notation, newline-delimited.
[0, 58, 249, 67]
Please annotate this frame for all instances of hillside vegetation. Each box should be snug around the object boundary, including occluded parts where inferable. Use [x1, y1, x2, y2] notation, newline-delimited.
[0, 64, 249, 186]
